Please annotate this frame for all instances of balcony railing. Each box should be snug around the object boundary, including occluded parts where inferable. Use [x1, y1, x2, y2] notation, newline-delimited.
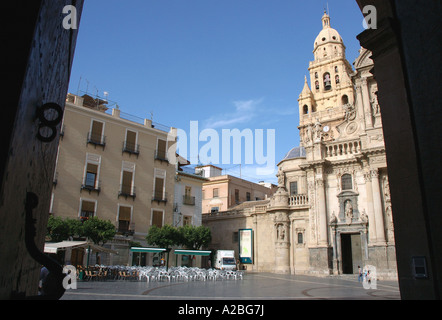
[324, 139, 362, 158]
[183, 195, 195, 206]
[289, 194, 309, 207]
[81, 180, 101, 194]
[154, 149, 168, 162]
[152, 190, 167, 203]
[122, 141, 140, 156]
[117, 221, 135, 236]
[87, 132, 106, 148]
[118, 184, 136, 200]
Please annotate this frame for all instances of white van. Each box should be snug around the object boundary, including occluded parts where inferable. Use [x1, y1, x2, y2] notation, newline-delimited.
[214, 250, 236, 270]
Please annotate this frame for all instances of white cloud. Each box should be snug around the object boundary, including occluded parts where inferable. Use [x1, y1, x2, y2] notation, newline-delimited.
[203, 98, 263, 129]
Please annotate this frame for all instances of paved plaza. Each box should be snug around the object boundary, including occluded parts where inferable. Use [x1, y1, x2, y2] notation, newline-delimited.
[61, 272, 400, 300]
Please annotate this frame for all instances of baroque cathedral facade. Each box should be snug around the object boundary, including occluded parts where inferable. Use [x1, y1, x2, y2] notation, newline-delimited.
[203, 12, 397, 279]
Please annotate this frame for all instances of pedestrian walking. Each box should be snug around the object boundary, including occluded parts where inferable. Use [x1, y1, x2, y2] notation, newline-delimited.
[358, 266, 363, 282]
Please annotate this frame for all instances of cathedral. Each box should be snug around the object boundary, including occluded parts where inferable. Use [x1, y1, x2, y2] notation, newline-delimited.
[203, 12, 397, 279]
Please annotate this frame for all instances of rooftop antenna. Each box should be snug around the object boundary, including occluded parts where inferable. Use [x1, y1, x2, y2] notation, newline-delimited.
[76, 76, 82, 95]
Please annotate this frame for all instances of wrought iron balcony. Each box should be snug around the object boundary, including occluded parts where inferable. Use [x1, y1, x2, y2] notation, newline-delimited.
[81, 180, 101, 194]
[122, 141, 140, 156]
[118, 184, 136, 200]
[154, 149, 168, 162]
[87, 132, 106, 148]
[183, 195, 195, 206]
[152, 190, 167, 203]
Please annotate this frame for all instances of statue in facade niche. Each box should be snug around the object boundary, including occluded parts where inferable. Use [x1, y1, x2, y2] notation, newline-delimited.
[277, 167, 285, 187]
[345, 200, 354, 222]
[330, 211, 337, 224]
[314, 119, 323, 142]
[276, 223, 286, 241]
[371, 91, 380, 115]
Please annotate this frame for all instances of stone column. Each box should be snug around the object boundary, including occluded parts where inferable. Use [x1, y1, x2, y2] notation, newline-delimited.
[274, 211, 291, 274]
[269, 175, 291, 274]
[355, 84, 366, 132]
[361, 78, 373, 128]
[371, 169, 386, 245]
[317, 178, 328, 246]
[364, 171, 378, 244]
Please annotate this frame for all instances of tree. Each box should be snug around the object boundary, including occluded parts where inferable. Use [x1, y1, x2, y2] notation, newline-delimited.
[46, 216, 70, 242]
[178, 225, 212, 250]
[146, 225, 181, 270]
[145, 225, 180, 249]
[82, 217, 116, 246]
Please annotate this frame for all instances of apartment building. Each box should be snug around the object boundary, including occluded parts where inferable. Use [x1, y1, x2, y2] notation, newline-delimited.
[197, 165, 277, 214]
[174, 159, 208, 227]
[50, 93, 176, 265]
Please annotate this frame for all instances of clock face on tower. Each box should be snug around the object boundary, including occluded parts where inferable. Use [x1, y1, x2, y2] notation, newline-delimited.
[323, 125, 330, 133]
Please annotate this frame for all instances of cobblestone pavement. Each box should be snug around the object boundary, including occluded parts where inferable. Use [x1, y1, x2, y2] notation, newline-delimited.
[61, 272, 400, 300]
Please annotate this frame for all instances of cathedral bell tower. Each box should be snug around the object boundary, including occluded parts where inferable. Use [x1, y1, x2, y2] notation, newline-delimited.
[298, 11, 355, 158]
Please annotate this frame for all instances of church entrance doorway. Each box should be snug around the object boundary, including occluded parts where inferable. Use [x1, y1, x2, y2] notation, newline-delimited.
[341, 233, 362, 274]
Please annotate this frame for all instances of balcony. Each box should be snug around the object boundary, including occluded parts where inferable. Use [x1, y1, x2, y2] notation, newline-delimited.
[325, 139, 362, 158]
[118, 184, 136, 200]
[87, 132, 106, 149]
[152, 190, 167, 203]
[122, 141, 140, 157]
[183, 195, 195, 206]
[81, 180, 101, 195]
[154, 149, 168, 163]
[289, 194, 309, 207]
[117, 221, 135, 236]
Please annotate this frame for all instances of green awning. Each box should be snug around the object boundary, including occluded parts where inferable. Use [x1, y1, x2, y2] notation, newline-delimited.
[174, 249, 211, 256]
[130, 247, 166, 253]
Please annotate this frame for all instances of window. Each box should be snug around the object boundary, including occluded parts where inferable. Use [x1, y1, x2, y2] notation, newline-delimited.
[183, 215, 192, 226]
[323, 73, 332, 91]
[335, 75, 340, 84]
[315, 80, 320, 90]
[88, 120, 105, 146]
[185, 186, 191, 197]
[290, 181, 298, 196]
[341, 174, 353, 190]
[183, 186, 195, 205]
[232, 231, 239, 243]
[154, 177, 165, 200]
[210, 207, 219, 213]
[235, 189, 240, 204]
[213, 188, 219, 198]
[85, 164, 98, 187]
[297, 232, 304, 244]
[315, 72, 318, 79]
[123, 129, 139, 155]
[155, 139, 167, 161]
[335, 66, 339, 73]
[82, 153, 101, 192]
[246, 192, 251, 201]
[152, 210, 164, 228]
[118, 205, 132, 233]
[119, 161, 136, 198]
[153, 168, 166, 202]
[79, 199, 96, 222]
[342, 95, 349, 105]
[303, 105, 309, 115]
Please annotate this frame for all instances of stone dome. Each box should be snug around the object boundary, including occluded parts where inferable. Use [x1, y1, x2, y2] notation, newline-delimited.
[313, 12, 343, 51]
[283, 147, 306, 160]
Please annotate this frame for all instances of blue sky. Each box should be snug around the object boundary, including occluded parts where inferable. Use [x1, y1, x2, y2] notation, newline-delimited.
[68, 0, 366, 184]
